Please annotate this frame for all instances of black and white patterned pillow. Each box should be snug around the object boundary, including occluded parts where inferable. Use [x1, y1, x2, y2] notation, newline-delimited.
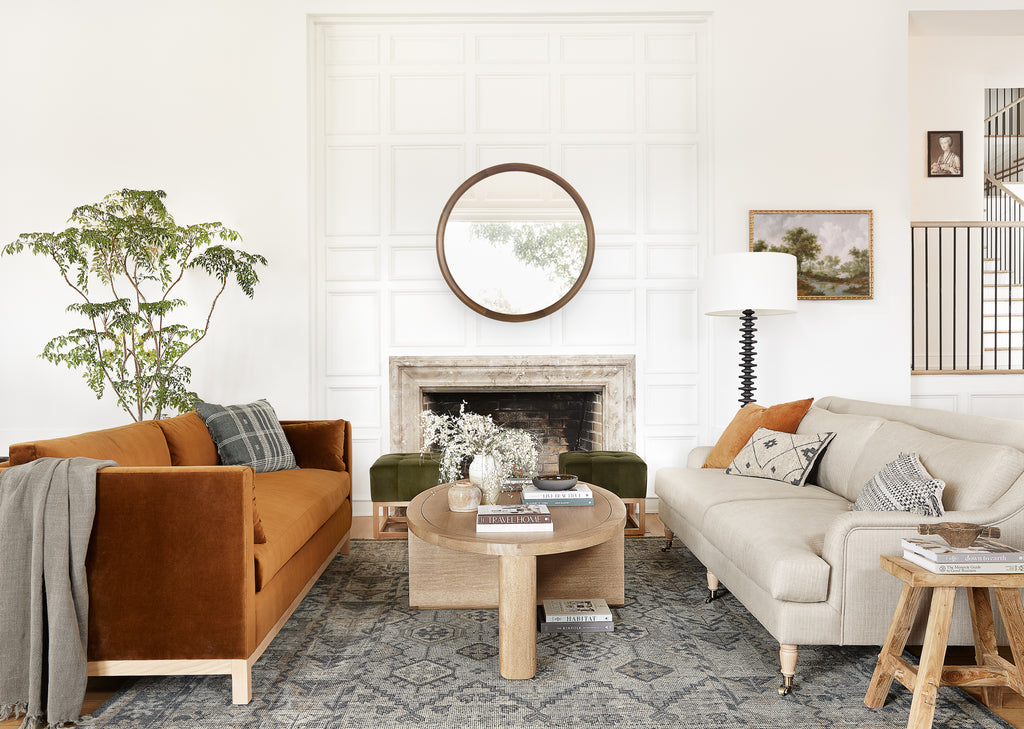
[725, 427, 835, 486]
[851, 452, 945, 516]
[197, 399, 298, 473]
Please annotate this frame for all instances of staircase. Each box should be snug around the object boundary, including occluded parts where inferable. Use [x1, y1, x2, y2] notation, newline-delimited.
[982, 254, 1024, 370]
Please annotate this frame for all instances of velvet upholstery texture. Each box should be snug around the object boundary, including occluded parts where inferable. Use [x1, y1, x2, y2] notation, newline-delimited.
[9, 420, 172, 467]
[157, 412, 220, 466]
[702, 398, 814, 469]
[369, 452, 442, 502]
[281, 420, 348, 471]
[558, 450, 647, 499]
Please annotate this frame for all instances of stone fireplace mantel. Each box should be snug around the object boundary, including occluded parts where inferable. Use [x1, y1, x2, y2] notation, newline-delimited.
[389, 355, 636, 453]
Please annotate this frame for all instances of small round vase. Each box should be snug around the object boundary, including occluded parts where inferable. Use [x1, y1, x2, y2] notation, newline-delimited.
[468, 453, 502, 505]
[448, 480, 481, 512]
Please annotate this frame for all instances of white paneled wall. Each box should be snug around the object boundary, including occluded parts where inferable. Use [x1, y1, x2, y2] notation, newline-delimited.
[311, 14, 709, 515]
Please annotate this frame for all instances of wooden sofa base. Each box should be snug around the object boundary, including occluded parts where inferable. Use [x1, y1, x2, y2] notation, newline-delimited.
[87, 531, 351, 704]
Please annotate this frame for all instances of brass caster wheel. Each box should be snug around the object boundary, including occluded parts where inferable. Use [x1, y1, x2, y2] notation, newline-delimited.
[778, 677, 794, 696]
[660, 540, 673, 552]
[704, 586, 727, 603]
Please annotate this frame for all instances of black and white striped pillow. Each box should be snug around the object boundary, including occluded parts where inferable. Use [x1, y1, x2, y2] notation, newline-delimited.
[197, 399, 298, 473]
[851, 452, 945, 516]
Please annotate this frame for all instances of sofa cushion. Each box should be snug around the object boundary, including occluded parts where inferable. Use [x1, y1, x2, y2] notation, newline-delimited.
[8, 420, 171, 467]
[655, 466, 842, 533]
[796, 407, 885, 500]
[725, 427, 834, 486]
[703, 398, 814, 469]
[701, 493, 848, 602]
[281, 420, 347, 471]
[157, 411, 219, 466]
[849, 422, 1024, 511]
[197, 399, 298, 473]
[851, 453, 946, 517]
[253, 468, 351, 590]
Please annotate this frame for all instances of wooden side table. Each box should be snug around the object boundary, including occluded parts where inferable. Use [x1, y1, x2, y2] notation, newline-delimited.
[865, 555, 1024, 729]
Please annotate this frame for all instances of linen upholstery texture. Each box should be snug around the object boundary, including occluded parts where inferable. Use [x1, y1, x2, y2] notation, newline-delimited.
[197, 399, 298, 473]
[9, 421, 172, 467]
[725, 427, 835, 486]
[656, 395, 1024, 652]
[851, 452, 946, 517]
[796, 407, 885, 500]
[702, 398, 813, 469]
[7, 415, 353, 689]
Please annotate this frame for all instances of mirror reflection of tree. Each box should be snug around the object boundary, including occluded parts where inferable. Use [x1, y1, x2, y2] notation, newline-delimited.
[470, 222, 587, 289]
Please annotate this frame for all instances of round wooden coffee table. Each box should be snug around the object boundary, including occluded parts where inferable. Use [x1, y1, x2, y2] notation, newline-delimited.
[406, 483, 626, 680]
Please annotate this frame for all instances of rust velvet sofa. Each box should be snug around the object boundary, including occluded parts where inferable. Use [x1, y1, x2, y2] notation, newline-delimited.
[0, 411, 353, 704]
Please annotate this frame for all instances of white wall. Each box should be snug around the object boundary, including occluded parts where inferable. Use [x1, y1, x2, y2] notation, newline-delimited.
[2, 0, 1018, 460]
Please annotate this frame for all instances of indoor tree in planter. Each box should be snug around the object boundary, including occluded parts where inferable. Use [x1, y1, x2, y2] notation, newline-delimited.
[2, 188, 267, 421]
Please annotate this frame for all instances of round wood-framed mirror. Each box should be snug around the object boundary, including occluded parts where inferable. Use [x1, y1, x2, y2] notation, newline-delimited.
[436, 163, 595, 322]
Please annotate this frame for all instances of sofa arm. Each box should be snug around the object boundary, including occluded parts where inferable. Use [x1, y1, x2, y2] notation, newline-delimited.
[687, 446, 713, 469]
[87, 466, 256, 661]
[280, 419, 352, 473]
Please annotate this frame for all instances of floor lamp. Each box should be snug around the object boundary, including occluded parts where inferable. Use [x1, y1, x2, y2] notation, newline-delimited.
[703, 252, 798, 406]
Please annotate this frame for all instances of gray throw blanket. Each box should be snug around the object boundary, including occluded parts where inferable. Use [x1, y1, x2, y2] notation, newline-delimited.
[0, 457, 117, 729]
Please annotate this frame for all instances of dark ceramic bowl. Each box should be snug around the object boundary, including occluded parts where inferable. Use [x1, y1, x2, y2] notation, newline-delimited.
[532, 474, 579, 491]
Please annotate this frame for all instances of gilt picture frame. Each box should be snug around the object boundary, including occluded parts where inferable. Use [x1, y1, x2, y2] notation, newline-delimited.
[749, 210, 873, 300]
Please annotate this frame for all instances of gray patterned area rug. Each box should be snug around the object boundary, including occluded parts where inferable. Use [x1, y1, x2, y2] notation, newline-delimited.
[82, 538, 1011, 729]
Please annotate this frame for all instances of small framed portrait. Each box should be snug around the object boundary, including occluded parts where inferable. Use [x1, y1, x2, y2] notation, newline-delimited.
[749, 210, 873, 300]
[927, 131, 963, 177]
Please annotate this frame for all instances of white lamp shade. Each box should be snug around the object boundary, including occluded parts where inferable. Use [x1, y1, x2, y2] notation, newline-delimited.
[702, 252, 798, 316]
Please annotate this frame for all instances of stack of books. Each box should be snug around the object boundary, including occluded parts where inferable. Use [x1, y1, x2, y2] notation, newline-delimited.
[540, 598, 614, 633]
[476, 504, 553, 532]
[521, 482, 594, 507]
[901, 535, 1024, 574]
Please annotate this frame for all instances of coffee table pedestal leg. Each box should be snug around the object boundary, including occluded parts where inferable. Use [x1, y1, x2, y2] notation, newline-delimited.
[498, 554, 537, 679]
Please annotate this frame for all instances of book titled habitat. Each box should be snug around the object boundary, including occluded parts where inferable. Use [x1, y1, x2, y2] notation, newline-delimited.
[749, 210, 873, 300]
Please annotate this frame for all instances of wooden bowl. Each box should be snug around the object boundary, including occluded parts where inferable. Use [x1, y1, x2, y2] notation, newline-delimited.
[917, 522, 1001, 548]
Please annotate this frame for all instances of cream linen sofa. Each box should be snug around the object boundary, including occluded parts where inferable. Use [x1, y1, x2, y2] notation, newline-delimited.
[655, 396, 1024, 695]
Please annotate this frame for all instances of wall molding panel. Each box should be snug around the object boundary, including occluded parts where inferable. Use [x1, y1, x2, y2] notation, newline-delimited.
[311, 13, 710, 512]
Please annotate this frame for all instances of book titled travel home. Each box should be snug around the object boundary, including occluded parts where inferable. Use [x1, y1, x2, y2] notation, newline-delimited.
[540, 621, 614, 633]
[476, 504, 553, 532]
[903, 550, 1024, 574]
[901, 536, 1024, 563]
[542, 599, 613, 623]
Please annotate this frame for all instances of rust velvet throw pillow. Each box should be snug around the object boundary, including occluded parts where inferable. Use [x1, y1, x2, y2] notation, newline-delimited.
[702, 398, 814, 469]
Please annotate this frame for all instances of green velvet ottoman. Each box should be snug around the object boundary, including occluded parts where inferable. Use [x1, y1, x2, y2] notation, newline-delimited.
[558, 450, 648, 537]
[369, 452, 441, 539]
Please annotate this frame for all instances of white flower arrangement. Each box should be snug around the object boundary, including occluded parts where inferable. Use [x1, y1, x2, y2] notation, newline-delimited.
[420, 404, 539, 485]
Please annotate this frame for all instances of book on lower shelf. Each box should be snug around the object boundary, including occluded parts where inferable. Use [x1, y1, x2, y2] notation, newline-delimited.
[903, 549, 1024, 574]
[542, 598, 613, 623]
[540, 621, 614, 633]
[476, 504, 553, 532]
[902, 536, 1024, 564]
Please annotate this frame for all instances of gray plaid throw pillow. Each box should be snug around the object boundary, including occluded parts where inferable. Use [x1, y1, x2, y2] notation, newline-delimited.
[725, 427, 835, 486]
[851, 452, 945, 516]
[197, 399, 298, 473]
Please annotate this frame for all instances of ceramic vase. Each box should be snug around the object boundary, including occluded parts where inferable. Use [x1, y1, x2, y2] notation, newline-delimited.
[447, 480, 481, 512]
[468, 453, 502, 505]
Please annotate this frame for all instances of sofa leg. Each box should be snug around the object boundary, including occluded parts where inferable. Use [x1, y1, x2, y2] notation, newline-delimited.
[704, 570, 728, 603]
[661, 527, 674, 551]
[778, 644, 798, 696]
[231, 659, 252, 704]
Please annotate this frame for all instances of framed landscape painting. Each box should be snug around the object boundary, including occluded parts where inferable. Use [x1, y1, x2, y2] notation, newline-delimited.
[749, 210, 873, 300]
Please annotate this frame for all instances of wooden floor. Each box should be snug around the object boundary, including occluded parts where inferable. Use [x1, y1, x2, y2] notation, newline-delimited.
[5, 514, 1024, 728]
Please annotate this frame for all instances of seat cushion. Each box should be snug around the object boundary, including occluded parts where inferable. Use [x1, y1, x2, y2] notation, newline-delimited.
[369, 453, 441, 502]
[701, 494, 849, 602]
[849, 422, 1024, 511]
[253, 469, 351, 590]
[8, 420, 172, 466]
[655, 467, 842, 533]
[558, 451, 647, 499]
